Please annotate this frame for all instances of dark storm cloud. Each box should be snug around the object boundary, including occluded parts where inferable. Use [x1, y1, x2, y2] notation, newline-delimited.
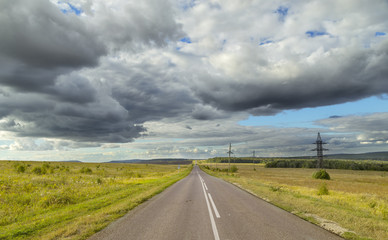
[193, 40, 388, 114]
[110, 72, 197, 123]
[191, 104, 228, 120]
[0, 92, 146, 143]
[0, 0, 105, 69]
[47, 74, 97, 104]
[0, 0, 184, 144]
[0, 0, 106, 99]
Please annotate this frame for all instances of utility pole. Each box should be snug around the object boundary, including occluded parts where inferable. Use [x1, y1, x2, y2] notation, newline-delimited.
[312, 132, 328, 168]
[252, 150, 256, 164]
[227, 143, 233, 172]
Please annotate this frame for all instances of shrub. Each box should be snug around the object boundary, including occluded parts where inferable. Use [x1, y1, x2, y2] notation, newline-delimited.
[317, 183, 329, 195]
[97, 178, 103, 184]
[42, 163, 50, 170]
[16, 165, 26, 173]
[32, 167, 46, 175]
[270, 186, 282, 192]
[80, 167, 92, 174]
[230, 165, 238, 173]
[313, 169, 330, 180]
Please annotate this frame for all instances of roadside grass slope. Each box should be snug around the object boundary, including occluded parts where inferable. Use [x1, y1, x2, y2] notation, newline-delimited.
[200, 163, 388, 240]
[0, 161, 192, 240]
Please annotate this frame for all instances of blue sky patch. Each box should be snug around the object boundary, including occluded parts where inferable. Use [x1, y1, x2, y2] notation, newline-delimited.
[375, 32, 386, 37]
[59, 1, 83, 16]
[306, 30, 328, 38]
[276, 6, 288, 16]
[182, 0, 196, 11]
[275, 6, 288, 21]
[259, 40, 273, 45]
[180, 37, 192, 44]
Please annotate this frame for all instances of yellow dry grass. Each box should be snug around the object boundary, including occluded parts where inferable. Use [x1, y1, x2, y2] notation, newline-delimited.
[200, 163, 388, 240]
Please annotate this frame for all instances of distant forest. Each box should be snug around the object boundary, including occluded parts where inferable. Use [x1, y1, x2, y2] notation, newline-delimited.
[265, 159, 388, 171]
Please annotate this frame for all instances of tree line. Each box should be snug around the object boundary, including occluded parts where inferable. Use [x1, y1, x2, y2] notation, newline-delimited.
[265, 159, 388, 171]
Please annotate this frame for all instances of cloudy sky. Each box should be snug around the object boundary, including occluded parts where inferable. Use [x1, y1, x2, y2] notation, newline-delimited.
[1, 0, 388, 162]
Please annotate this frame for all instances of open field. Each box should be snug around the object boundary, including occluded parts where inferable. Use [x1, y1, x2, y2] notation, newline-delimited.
[199, 163, 388, 240]
[0, 160, 192, 240]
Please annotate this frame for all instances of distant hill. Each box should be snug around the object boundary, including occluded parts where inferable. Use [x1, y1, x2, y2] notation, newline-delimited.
[108, 159, 143, 163]
[59, 160, 82, 163]
[107, 158, 193, 165]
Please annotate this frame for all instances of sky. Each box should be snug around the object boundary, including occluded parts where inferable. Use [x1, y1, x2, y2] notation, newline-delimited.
[0, 0, 388, 162]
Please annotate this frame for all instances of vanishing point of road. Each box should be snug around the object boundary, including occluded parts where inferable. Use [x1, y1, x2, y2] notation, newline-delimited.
[89, 165, 343, 240]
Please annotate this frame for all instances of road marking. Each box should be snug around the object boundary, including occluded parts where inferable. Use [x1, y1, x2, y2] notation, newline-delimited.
[199, 175, 220, 240]
[204, 182, 208, 191]
[208, 193, 221, 218]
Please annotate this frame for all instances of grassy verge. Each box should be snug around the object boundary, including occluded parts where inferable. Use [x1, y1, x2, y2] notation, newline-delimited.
[0, 161, 192, 240]
[199, 163, 388, 240]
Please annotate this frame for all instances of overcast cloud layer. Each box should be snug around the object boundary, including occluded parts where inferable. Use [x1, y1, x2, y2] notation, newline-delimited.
[1, 0, 388, 161]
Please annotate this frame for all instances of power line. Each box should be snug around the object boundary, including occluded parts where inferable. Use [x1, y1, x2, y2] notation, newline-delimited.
[227, 143, 233, 172]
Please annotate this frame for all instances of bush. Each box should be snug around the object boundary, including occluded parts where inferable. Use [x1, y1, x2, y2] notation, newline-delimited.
[32, 167, 46, 175]
[80, 167, 92, 174]
[16, 165, 26, 173]
[42, 163, 50, 170]
[230, 165, 238, 173]
[97, 178, 103, 184]
[313, 169, 331, 180]
[317, 183, 329, 195]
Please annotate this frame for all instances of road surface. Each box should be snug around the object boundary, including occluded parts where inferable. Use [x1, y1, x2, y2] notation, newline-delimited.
[89, 165, 343, 240]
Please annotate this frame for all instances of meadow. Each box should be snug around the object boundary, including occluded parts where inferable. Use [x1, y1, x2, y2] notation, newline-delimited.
[0, 161, 192, 240]
[200, 163, 388, 240]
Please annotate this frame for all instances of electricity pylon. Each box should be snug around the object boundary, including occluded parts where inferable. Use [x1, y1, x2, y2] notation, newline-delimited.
[312, 132, 328, 168]
[227, 143, 233, 172]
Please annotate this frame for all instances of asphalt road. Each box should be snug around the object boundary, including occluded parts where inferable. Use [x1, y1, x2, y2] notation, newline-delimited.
[89, 165, 343, 240]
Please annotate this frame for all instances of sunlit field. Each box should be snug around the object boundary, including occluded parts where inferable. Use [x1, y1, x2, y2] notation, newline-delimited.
[0, 161, 192, 240]
[200, 163, 388, 240]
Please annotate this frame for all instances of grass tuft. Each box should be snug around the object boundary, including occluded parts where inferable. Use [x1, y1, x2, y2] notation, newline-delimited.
[317, 183, 329, 195]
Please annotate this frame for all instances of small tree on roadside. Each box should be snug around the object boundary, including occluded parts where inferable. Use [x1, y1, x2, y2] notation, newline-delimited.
[313, 169, 330, 180]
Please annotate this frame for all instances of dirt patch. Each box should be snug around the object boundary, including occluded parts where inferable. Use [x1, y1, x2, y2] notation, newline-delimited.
[304, 213, 354, 236]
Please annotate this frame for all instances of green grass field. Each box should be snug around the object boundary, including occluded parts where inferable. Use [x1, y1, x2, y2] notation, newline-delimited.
[200, 163, 388, 240]
[0, 161, 192, 240]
